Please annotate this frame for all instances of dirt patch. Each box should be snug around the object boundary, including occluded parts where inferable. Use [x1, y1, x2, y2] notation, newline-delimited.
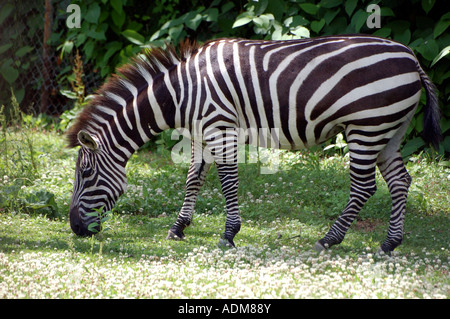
[353, 218, 384, 233]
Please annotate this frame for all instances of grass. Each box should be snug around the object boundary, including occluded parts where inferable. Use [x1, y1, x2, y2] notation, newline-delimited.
[0, 127, 449, 299]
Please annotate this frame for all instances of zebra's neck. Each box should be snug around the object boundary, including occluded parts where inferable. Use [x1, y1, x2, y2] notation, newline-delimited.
[72, 47, 198, 164]
[96, 72, 177, 160]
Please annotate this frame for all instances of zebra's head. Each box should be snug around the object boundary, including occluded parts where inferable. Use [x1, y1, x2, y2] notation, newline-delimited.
[69, 130, 127, 236]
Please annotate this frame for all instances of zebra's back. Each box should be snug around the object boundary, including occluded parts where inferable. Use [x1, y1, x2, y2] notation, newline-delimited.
[198, 35, 422, 150]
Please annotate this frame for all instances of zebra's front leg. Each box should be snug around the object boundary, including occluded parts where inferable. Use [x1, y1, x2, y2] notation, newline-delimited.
[206, 128, 241, 248]
[167, 158, 211, 240]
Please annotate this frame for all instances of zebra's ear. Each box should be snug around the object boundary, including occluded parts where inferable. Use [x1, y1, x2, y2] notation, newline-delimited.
[77, 130, 98, 151]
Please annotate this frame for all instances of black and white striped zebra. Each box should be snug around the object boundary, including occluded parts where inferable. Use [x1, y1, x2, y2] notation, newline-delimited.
[67, 35, 441, 253]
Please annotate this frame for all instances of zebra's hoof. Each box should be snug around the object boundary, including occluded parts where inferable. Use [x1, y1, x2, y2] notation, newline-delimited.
[313, 240, 328, 252]
[218, 237, 235, 249]
[376, 247, 394, 257]
[166, 230, 184, 241]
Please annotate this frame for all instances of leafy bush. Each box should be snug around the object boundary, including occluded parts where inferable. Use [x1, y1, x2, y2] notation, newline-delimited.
[0, 2, 42, 111]
[56, 0, 449, 157]
[0, 93, 61, 218]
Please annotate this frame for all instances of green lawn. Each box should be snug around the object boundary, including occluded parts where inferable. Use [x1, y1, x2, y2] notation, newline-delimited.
[0, 129, 449, 298]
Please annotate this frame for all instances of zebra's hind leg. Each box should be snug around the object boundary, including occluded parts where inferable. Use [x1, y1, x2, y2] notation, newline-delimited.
[167, 156, 211, 241]
[315, 149, 378, 251]
[216, 162, 240, 248]
[376, 149, 411, 254]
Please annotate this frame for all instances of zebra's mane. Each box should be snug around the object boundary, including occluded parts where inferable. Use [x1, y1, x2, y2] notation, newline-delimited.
[66, 39, 199, 148]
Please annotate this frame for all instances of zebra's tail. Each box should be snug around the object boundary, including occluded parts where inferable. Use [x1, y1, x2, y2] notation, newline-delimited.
[417, 63, 441, 150]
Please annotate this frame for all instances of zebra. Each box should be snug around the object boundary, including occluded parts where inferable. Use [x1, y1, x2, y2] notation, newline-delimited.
[67, 35, 441, 253]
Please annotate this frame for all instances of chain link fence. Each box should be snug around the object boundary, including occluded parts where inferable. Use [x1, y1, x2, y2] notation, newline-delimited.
[1, 0, 101, 117]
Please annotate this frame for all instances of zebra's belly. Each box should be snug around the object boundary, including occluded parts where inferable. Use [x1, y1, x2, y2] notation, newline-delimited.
[236, 123, 345, 151]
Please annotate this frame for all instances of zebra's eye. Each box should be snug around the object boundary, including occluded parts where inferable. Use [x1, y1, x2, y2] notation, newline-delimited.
[81, 168, 94, 178]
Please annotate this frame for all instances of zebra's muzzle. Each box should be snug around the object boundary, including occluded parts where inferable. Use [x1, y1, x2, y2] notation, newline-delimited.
[69, 206, 96, 237]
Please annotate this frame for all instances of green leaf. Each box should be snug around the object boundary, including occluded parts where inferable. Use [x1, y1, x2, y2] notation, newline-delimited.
[150, 29, 166, 42]
[86, 212, 99, 217]
[290, 26, 310, 38]
[101, 213, 111, 223]
[409, 38, 424, 50]
[351, 10, 368, 33]
[0, 60, 19, 84]
[84, 40, 95, 59]
[253, 0, 269, 16]
[233, 13, 254, 28]
[111, 9, 126, 28]
[86, 24, 107, 41]
[221, 2, 235, 14]
[204, 8, 219, 22]
[415, 112, 424, 133]
[395, 29, 411, 45]
[15, 46, 33, 58]
[0, 3, 13, 25]
[253, 14, 274, 29]
[311, 19, 325, 33]
[299, 3, 319, 15]
[324, 8, 340, 25]
[441, 118, 450, 134]
[284, 15, 309, 27]
[443, 136, 450, 153]
[401, 137, 426, 158]
[345, 0, 357, 17]
[85, 3, 101, 24]
[168, 25, 184, 41]
[319, 0, 341, 9]
[110, 0, 123, 13]
[100, 216, 110, 223]
[265, 0, 284, 21]
[0, 44, 13, 55]
[185, 13, 203, 31]
[23, 190, 58, 214]
[76, 33, 87, 47]
[387, 20, 410, 35]
[380, 7, 395, 17]
[373, 27, 391, 38]
[271, 22, 283, 40]
[431, 45, 450, 67]
[60, 90, 78, 99]
[122, 29, 145, 45]
[103, 41, 122, 64]
[88, 222, 100, 233]
[421, 0, 435, 14]
[416, 39, 439, 61]
[434, 19, 450, 38]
